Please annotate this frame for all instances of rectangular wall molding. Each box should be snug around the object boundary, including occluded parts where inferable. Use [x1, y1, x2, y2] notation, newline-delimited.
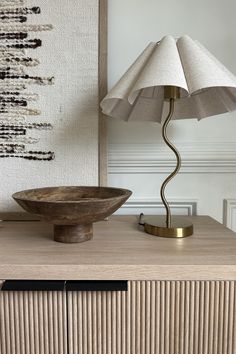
[116, 198, 198, 216]
[109, 142, 236, 174]
[223, 199, 236, 232]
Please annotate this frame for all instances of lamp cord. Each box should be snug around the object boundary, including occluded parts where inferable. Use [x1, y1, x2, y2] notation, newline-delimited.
[160, 98, 181, 228]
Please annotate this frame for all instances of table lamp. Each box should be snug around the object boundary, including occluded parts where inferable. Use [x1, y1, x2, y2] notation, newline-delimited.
[100, 35, 236, 238]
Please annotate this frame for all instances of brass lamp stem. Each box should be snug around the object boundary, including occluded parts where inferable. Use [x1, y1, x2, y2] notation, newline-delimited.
[140, 87, 193, 238]
[161, 98, 181, 228]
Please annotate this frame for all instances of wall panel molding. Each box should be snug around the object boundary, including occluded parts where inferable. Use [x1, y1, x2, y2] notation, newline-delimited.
[223, 199, 236, 232]
[109, 142, 236, 174]
[116, 198, 198, 216]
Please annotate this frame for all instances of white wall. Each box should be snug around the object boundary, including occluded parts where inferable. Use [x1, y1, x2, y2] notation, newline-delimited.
[107, 0, 236, 229]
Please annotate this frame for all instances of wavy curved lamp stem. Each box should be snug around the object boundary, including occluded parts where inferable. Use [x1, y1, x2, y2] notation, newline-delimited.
[161, 98, 181, 228]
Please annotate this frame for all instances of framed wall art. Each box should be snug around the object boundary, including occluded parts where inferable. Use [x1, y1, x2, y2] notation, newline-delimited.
[0, 0, 107, 215]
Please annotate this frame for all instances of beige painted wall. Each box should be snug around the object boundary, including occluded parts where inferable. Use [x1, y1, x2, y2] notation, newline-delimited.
[107, 0, 236, 229]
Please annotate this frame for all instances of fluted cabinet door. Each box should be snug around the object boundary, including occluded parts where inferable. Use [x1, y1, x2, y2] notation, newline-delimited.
[67, 281, 236, 354]
[0, 291, 67, 354]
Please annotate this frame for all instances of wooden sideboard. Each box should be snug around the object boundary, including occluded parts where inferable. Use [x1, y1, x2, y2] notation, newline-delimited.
[0, 216, 236, 354]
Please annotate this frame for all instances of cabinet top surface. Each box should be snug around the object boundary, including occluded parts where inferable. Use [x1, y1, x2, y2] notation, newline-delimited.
[0, 215, 236, 280]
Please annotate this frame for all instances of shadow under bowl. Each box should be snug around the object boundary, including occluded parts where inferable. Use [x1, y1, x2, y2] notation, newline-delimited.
[12, 186, 132, 243]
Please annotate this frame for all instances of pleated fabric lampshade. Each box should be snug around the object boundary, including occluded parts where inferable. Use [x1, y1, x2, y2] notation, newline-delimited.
[101, 35, 236, 122]
[100, 35, 236, 238]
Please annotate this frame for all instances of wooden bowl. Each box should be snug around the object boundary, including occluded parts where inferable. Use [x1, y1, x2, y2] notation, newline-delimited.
[12, 186, 132, 243]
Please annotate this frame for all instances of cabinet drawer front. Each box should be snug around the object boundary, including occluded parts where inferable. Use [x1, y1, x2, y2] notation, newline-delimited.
[67, 280, 236, 354]
[0, 291, 67, 354]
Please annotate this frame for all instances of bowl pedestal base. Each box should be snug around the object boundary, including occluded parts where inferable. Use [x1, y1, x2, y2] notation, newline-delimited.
[54, 224, 93, 243]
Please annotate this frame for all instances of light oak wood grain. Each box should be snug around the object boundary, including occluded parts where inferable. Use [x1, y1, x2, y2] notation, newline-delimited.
[1, 281, 235, 353]
[0, 291, 67, 354]
[0, 216, 236, 280]
[67, 281, 236, 354]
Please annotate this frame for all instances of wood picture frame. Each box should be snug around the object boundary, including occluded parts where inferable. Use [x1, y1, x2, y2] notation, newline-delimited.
[99, 0, 108, 187]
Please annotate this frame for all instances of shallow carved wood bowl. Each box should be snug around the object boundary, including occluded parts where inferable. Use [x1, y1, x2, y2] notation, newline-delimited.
[12, 186, 132, 243]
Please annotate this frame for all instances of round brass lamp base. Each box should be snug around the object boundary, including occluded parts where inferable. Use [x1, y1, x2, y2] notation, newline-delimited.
[143, 216, 193, 238]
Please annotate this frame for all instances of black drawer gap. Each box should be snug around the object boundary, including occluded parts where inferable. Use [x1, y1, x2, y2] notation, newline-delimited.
[66, 280, 127, 292]
[1, 280, 65, 291]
